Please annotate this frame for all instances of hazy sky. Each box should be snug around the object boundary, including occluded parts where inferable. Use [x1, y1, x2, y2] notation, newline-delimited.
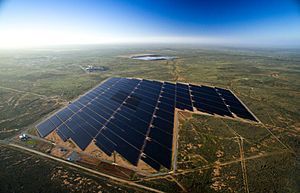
[0, 0, 299, 48]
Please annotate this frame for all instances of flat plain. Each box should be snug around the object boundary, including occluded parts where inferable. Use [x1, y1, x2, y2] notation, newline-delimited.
[0, 45, 299, 193]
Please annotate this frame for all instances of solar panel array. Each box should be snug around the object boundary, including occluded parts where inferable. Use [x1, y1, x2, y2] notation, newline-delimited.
[36, 77, 257, 171]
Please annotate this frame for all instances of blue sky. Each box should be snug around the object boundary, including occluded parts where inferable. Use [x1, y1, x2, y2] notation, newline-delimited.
[0, 0, 299, 48]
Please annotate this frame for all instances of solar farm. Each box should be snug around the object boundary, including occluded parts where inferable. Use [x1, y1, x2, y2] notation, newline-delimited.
[36, 77, 258, 172]
[1, 47, 299, 192]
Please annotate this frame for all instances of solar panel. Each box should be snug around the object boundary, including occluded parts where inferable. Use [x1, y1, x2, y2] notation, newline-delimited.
[155, 109, 174, 123]
[49, 115, 63, 128]
[56, 108, 74, 122]
[141, 155, 161, 171]
[36, 119, 56, 137]
[36, 77, 258, 172]
[143, 139, 172, 169]
[175, 83, 193, 111]
[215, 88, 257, 121]
[56, 129, 67, 141]
[148, 126, 173, 148]
[57, 124, 73, 140]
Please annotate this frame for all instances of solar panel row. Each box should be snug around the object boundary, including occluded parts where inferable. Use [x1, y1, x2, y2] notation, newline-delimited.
[215, 88, 257, 121]
[36, 77, 257, 171]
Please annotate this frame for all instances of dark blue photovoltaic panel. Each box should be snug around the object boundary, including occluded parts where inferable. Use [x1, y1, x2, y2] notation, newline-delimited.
[116, 110, 150, 134]
[49, 115, 62, 128]
[64, 116, 85, 133]
[99, 128, 121, 147]
[101, 128, 140, 165]
[124, 95, 141, 110]
[96, 98, 119, 110]
[106, 122, 145, 151]
[82, 108, 107, 126]
[190, 85, 216, 96]
[161, 91, 175, 99]
[159, 96, 174, 106]
[176, 83, 189, 90]
[230, 107, 256, 121]
[225, 101, 256, 121]
[149, 126, 173, 148]
[215, 87, 235, 97]
[102, 77, 121, 86]
[88, 103, 111, 120]
[176, 97, 191, 104]
[56, 108, 74, 122]
[57, 124, 73, 140]
[90, 100, 114, 115]
[155, 109, 174, 123]
[191, 86, 219, 99]
[111, 90, 130, 103]
[56, 129, 67, 141]
[115, 82, 138, 91]
[192, 96, 232, 117]
[76, 111, 104, 132]
[95, 84, 109, 91]
[72, 100, 86, 109]
[78, 95, 93, 105]
[143, 139, 172, 169]
[36, 119, 56, 137]
[117, 80, 137, 88]
[141, 156, 161, 171]
[191, 94, 224, 106]
[193, 101, 232, 116]
[140, 97, 158, 107]
[134, 88, 160, 101]
[37, 77, 258, 171]
[108, 86, 132, 95]
[140, 81, 162, 91]
[175, 83, 193, 111]
[189, 84, 233, 117]
[215, 88, 257, 121]
[116, 105, 151, 129]
[72, 114, 98, 137]
[191, 91, 221, 102]
[163, 82, 175, 90]
[152, 117, 173, 134]
[176, 102, 193, 111]
[95, 133, 116, 156]
[176, 98, 193, 111]
[162, 88, 175, 95]
[157, 108, 175, 120]
[132, 94, 157, 107]
[176, 87, 189, 95]
[202, 97, 229, 111]
[138, 84, 161, 94]
[134, 100, 156, 114]
[142, 79, 163, 87]
[227, 101, 245, 110]
[157, 102, 175, 113]
[133, 109, 153, 123]
[69, 123, 92, 150]
[176, 91, 190, 99]
[132, 108, 152, 122]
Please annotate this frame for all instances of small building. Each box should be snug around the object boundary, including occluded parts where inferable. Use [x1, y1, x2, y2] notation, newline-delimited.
[85, 65, 108, 72]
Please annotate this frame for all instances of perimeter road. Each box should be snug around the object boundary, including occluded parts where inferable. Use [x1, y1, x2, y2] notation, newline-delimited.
[7, 143, 164, 193]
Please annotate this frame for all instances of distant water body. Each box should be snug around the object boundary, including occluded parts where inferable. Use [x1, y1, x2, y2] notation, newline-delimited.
[130, 54, 176, 61]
